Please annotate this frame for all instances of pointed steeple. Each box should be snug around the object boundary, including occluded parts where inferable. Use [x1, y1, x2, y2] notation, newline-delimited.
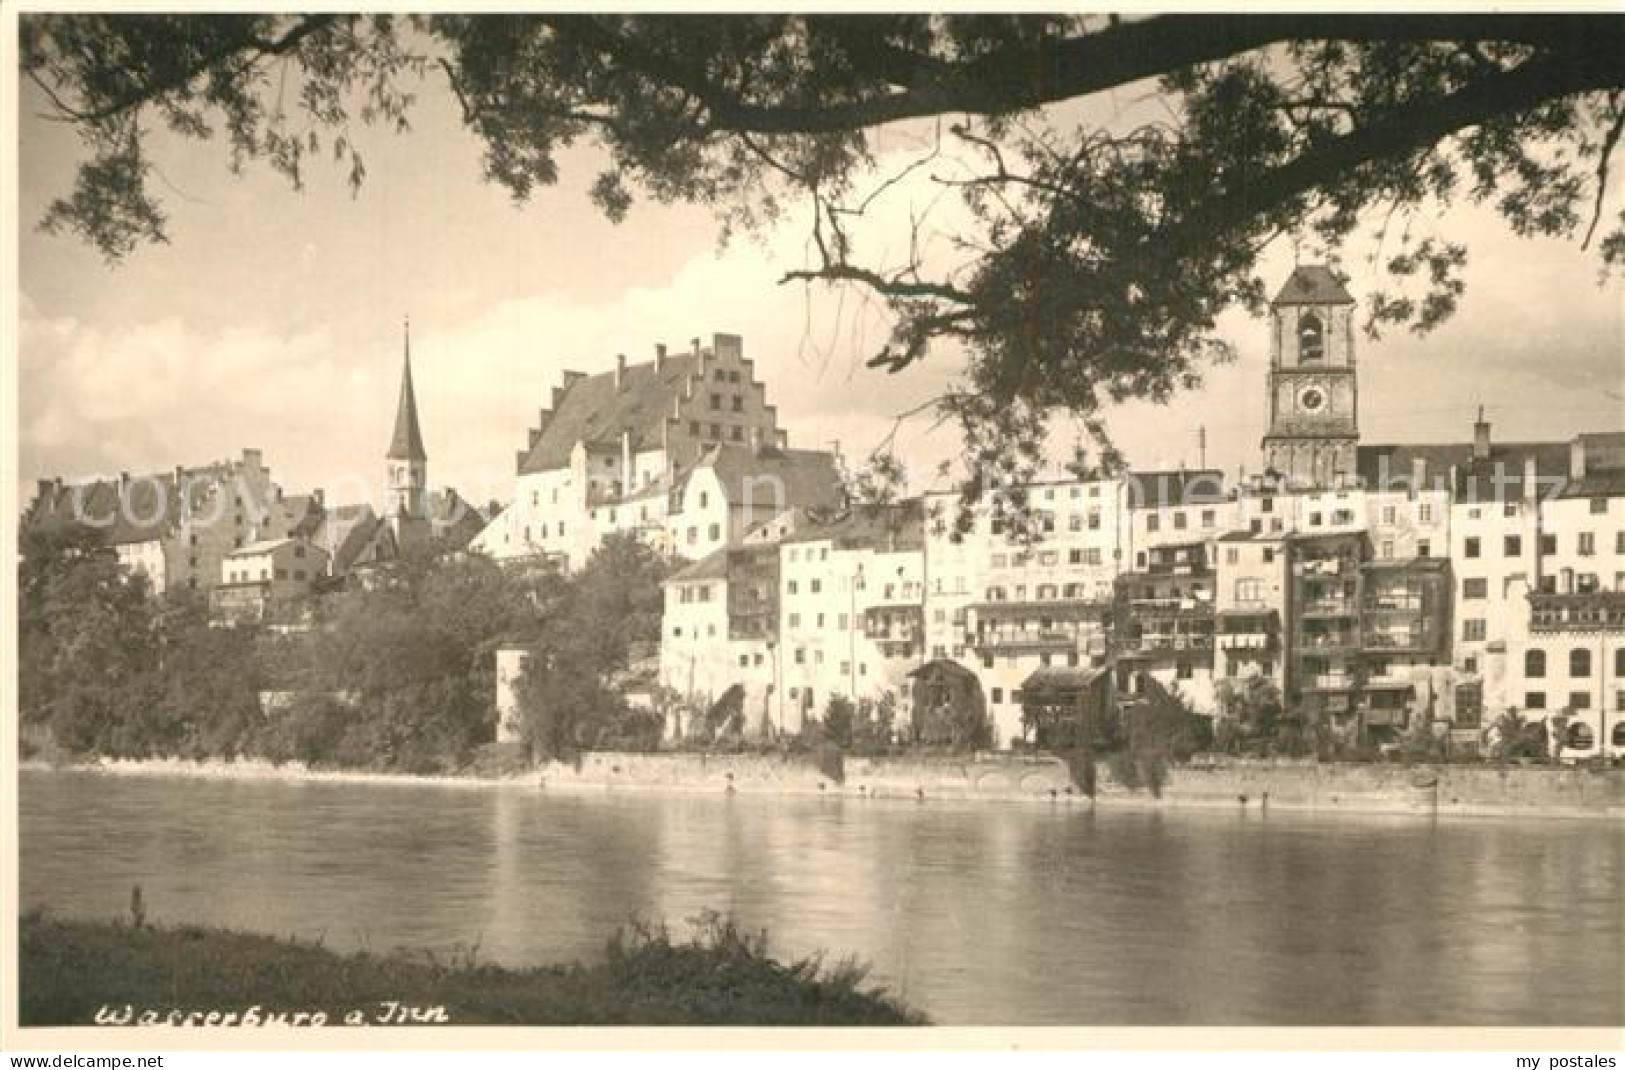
[387, 315, 427, 462]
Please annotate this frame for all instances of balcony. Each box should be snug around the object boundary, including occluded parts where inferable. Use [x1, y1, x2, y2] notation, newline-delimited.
[1114, 631, 1215, 659]
[1299, 599, 1359, 619]
[972, 628, 1084, 655]
[1301, 673, 1356, 692]
[1361, 627, 1441, 654]
[1528, 591, 1625, 632]
[1295, 632, 1360, 653]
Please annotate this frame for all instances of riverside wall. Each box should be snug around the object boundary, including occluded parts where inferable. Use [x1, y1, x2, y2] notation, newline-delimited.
[539, 751, 1625, 819]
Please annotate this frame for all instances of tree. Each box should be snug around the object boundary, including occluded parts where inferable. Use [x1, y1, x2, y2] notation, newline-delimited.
[23, 14, 1625, 477]
[1215, 675, 1285, 756]
[18, 524, 163, 756]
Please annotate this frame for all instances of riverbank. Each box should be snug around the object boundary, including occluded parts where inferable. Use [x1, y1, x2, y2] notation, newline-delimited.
[23, 752, 1624, 820]
[19, 912, 924, 1026]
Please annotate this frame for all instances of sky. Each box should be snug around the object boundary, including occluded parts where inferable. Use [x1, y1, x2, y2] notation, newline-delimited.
[15, 29, 1625, 514]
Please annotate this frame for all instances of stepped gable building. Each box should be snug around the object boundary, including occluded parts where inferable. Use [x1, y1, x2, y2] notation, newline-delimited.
[471, 332, 840, 571]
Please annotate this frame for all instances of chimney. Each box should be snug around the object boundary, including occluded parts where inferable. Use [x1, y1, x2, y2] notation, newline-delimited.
[1473, 406, 1491, 462]
[1523, 455, 1538, 503]
[750, 426, 765, 456]
[691, 336, 702, 356]
[655, 343, 667, 372]
[1410, 456, 1427, 493]
[312, 487, 324, 507]
[614, 353, 627, 390]
[1569, 438, 1587, 484]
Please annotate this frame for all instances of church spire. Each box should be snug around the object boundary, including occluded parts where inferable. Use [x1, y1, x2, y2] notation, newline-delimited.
[387, 315, 427, 462]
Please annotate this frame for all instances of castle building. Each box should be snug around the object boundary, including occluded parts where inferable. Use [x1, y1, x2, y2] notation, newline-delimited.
[22, 448, 297, 597]
[470, 333, 841, 571]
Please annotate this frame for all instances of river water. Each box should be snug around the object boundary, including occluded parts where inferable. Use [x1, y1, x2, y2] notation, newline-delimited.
[18, 769, 1624, 1025]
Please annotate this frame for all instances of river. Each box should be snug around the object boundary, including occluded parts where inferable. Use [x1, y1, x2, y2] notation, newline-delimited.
[18, 768, 1624, 1025]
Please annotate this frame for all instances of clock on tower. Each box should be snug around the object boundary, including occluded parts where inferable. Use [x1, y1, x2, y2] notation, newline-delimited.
[1260, 266, 1359, 489]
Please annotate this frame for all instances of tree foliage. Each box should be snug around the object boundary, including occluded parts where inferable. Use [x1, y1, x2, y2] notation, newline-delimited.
[513, 534, 674, 763]
[23, 14, 1625, 472]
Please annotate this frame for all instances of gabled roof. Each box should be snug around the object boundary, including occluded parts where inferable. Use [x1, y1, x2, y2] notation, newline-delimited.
[227, 537, 295, 557]
[781, 499, 925, 551]
[428, 488, 488, 551]
[680, 442, 844, 514]
[312, 503, 387, 574]
[1127, 468, 1228, 507]
[1273, 265, 1354, 306]
[1356, 441, 1572, 500]
[519, 354, 698, 474]
[667, 546, 729, 584]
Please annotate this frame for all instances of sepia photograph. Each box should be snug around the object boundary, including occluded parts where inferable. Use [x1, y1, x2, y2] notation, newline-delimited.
[4, 4, 1624, 1054]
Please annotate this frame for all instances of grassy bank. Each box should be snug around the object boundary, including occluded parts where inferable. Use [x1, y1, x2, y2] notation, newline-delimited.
[20, 911, 924, 1026]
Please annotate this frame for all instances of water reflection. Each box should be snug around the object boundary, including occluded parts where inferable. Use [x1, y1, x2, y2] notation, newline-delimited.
[19, 770, 1623, 1026]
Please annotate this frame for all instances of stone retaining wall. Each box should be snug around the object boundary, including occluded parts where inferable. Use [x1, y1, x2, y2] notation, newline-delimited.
[538, 751, 1624, 819]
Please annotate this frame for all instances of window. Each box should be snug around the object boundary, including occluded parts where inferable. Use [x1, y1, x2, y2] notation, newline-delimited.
[1309, 512, 1323, 527]
[794, 649, 805, 665]
[1226, 547, 1240, 565]
[1068, 549, 1083, 565]
[787, 580, 798, 594]
[1617, 532, 1625, 554]
[1463, 578, 1487, 599]
[1262, 547, 1276, 563]
[1381, 506, 1396, 524]
[1069, 514, 1083, 532]
[1502, 534, 1522, 557]
[1174, 511, 1188, 530]
[1333, 509, 1354, 525]
[1464, 656, 1478, 675]
[1524, 691, 1546, 710]
[731, 396, 743, 412]
[1616, 649, 1625, 677]
[1591, 497, 1608, 515]
[1260, 497, 1274, 514]
[1540, 534, 1557, 555]
[1579, 532, 1596, 556]
[1419, 504, 1433, 523]
[1380, 541, 1393, 559]
[1570, 649, 1592, 677]
[1417, 541, 1430, 558]
[1146, 514, 1160, 533]
[689, 421, 700, 435]
[1525, 650, 1546, 678]
[730, 427, 742, 441]
[1463, 619, 1486, 641]
[709, 394, 721, 409]
[810, 578, 822, 593]
[1176, 662, 1194, 680]
[1088, 510, 1102, 530]
[991, 688, 1004, 704]
[1236, 578, 1263, 604]
[709, 423, 721, 438]
[1568, 692, 1592, 711]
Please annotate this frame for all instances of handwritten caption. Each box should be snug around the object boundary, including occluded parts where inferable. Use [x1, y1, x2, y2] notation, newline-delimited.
[94, 1002, 449, 1027]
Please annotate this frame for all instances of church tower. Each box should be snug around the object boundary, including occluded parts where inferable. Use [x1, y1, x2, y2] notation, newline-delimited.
[1260, 265, 1359, 489]
[386, 317, 430, 545]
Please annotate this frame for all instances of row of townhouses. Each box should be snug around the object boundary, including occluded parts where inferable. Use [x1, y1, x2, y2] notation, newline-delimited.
[656, 268, 1625, 759]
